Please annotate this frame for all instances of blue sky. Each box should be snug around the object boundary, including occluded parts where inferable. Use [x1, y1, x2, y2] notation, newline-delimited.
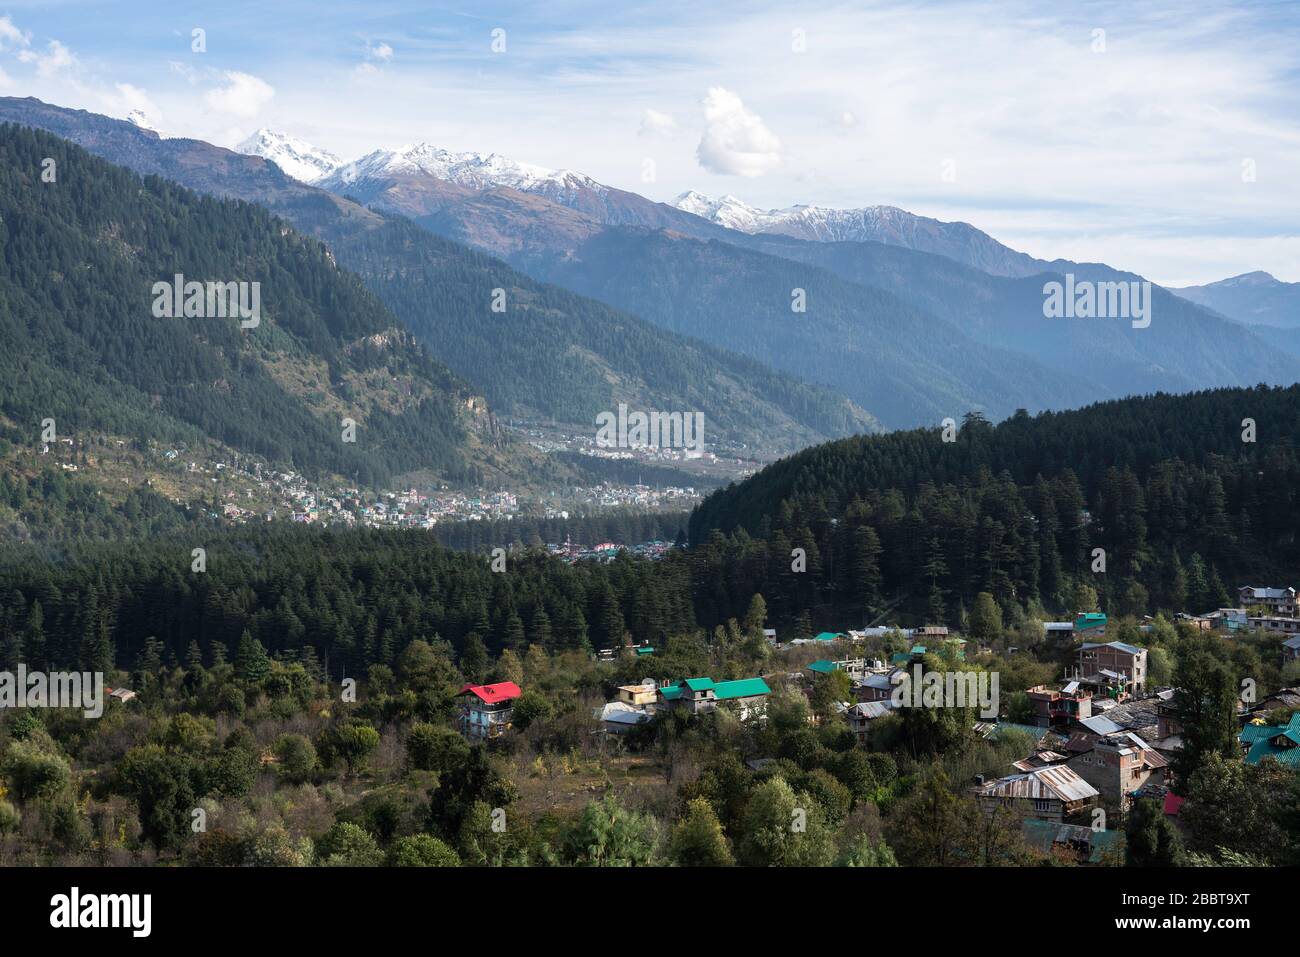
[4, 0, 1299, 284]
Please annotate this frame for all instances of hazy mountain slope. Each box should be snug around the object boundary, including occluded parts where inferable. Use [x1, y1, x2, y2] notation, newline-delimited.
[0, 98, 876, 451]
[504, 226, 1098, 426]
[1172, 271, 1300, 330]
[732, 233, 1300, 397]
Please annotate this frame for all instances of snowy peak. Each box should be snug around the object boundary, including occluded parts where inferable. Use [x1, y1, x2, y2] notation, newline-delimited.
[126, 110, 159, 135]
[236, 129, 342, 183]
[673, 190, 1044, 277]
[322, 143, 604, 196]
[672, 190, 807, 232]
[673, 190, 906, 238]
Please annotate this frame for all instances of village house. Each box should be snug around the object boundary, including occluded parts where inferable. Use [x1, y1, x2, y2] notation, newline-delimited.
[1204, 607, 1248, 631]
[1249, 615, 1300, 635]
[1065, 731, 1169, 809]
[1257, 687, 1300, 714]
[845, 701, 892, 744]
[854, 670, 900, 704]
[1284, 636, 1300, 664]
[1021, 820, 1124, 865]
[456, 681, 522, 741]
[616, 680, 660, 710]
[1078, 640, 1148, 695]
[1239, 713, 1300, 769]
[1025, 681, 1093, 729]
[974, 765, 1099, 823]
[658, 676, 771, 721]
[597, 702, 652, 735]
[1239, 586, 1298, 617]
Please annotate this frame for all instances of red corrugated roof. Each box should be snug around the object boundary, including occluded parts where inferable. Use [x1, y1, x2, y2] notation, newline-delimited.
[1163, 792, 1184, 816]
[457, 681, 522, 704]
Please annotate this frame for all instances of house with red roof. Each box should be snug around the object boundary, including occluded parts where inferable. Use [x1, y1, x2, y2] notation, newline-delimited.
[456, 681, 522, 741]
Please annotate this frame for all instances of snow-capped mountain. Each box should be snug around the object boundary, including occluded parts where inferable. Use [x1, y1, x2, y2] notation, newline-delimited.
[126, 110, 159, 135]
[319, 143, 605, 202]
[673, 190, 1045, 277]
[236, 129, 342, 183]
[673, 190, 797, 232]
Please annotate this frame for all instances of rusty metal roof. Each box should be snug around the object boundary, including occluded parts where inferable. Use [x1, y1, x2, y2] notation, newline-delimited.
[979, 765, 1099, 804]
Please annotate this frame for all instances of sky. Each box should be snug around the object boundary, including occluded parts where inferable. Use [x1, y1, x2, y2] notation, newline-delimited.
[2, 0, 1298, 285]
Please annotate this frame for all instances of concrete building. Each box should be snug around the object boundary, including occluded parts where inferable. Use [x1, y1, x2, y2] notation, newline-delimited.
[1239, 586, 1298, 617]
[1066, 731, 1169, 809]
[1078, 640, 1148, 695]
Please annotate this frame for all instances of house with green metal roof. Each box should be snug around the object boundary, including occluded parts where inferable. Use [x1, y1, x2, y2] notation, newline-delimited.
[813, 631, 846, 643]
[1240, 713, 1300, 768]
[657, 675, 771, 720]
[1022, 820, 1124, 864]
[1074, 612, 1108, 637]
[807, 660, 839, 675]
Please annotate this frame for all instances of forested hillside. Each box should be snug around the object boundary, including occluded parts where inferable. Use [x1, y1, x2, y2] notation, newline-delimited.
[0, 124, 481, 488]
[688, 386, 1300, 631]
[0, 524, 695, 679]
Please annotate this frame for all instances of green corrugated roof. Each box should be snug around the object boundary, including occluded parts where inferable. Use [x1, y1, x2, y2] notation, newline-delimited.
[1243, 714, 1300, 766]
[635, 647, 655, 655]
[813, 632, 843, 642]
[910, 645, 927, 656]
[1022, 820, 1124, 863]
[714, 677, 771, 700]
[807, 660, 838, 674]
[659, 685, 682, 701]
[1075, 612, 1108, 629]
[683, 677, 715, 691]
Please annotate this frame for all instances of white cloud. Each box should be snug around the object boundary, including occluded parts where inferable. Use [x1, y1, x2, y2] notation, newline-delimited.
[638, 108, 677, 137]
[107, 83, 161, 125]
[696, 87, 781, 177]
[204, 71, 274, 117]
[18, 39, 74, 77]
[0, 15, 30, 51]
[369, 42, 393, 62]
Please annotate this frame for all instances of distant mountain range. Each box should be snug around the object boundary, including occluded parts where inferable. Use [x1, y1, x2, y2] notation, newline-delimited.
[6, 98, 1296, 450]
[247, 128, 1299, 428]
[1172, 271, 1300, 330]
[0, 98, 876, 462]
